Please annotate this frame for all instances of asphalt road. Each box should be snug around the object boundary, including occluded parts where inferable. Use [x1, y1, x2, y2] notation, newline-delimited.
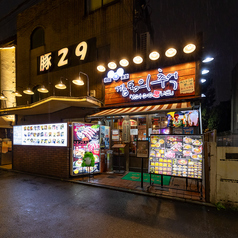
[0, 169, 237, 238]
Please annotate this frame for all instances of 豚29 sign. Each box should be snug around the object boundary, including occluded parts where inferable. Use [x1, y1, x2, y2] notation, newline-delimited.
[37, 37, 96, 74]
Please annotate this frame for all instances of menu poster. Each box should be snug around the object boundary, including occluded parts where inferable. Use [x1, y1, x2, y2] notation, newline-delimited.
[149, 134, 203, 179]
[72, 123, 100, 176]
[112, 129, 120, 141]
[13, 123, 67, 147]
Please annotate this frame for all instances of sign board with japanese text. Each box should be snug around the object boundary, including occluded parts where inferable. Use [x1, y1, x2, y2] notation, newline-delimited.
[104, 62, 198, 106]
[37, 37, 96, 74]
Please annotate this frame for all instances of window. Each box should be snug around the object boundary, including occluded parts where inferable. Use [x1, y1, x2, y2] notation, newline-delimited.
[86, 0, 118, 13]
[31, 27, 45, 49]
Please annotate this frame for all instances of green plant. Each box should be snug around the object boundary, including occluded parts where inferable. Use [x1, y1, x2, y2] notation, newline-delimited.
[215, 202, 226, 211]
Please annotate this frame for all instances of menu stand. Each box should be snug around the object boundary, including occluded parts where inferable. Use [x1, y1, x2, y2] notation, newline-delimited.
[112, 144, 126, 174]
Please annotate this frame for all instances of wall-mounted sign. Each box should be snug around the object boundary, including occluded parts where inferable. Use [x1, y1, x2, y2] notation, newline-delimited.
[104, 62, 197, 106]
[37, 37, 96, 74]
[13, 123, 68, 147]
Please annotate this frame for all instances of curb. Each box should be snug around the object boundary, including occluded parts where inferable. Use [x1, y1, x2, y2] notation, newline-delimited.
[0, 167, 215, 208]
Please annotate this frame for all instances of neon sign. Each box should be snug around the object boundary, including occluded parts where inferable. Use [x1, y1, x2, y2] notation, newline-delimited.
[105, 68, 179, 100]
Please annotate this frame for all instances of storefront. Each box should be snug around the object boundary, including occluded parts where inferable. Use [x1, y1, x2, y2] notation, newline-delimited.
[88, 61, 203, 177]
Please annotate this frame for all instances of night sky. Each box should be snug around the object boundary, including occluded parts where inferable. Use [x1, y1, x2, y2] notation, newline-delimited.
[149, 0, 238, 104]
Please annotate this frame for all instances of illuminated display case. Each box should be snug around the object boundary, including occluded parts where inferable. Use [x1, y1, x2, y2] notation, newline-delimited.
[149, 134, 203, 179]
[13, 123, 68, 147]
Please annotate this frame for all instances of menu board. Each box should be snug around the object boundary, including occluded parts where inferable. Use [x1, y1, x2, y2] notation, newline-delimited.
[13, 123, 67, 146]
[72, 123, 100, 176]
[149, 135, 203, 179]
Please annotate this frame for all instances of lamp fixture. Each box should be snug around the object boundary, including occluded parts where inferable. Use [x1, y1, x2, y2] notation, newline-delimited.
[201, 79, 206, 83]
[119, 59, 129, 67]
[97, 65, 106, 72]
[183, 44, 196, 53]
[202, 69, 209, 75]
[23, 87, 34, 95]
[133, 55, 143, 64]
[55, 79, 66, 89]
[108, 61, 117, 69]
[12, 91, 22, 97]
[201, 94, 206, 97]
[37, 85, 49, 93]
[149, 51, 160, 60]
[165, 48, 177, 57]
[72, 77, 84, 86]
[202, 57, 214, 63]
[0, 93, 7, 100]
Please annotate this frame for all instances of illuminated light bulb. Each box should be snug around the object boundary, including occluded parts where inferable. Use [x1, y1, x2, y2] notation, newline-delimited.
[97, 65, 106, 72]
[72, 77, 84, 85]
[202, 69, 209, 75]
[23, 88, 34, 95]
[116, 68, 124, 77]
[0, 94, 7, 100]
[201, 94, 206, 97]
[119, 59, 129, 67]
[149, 51, 160, 60]
[37, 85, 49, 93]
[55, 81, 66, 89]
[183, 44, 196, 53]
[165, 48, 177, 57]
[202, 57, 214, 63]
[108, 62, 117, 69]
[12, 91, 22, 97]
[133, 56, 143, 64]
[201, 79, 206, 83]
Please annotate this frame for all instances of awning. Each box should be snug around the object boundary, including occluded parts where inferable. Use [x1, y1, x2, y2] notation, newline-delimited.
[0, 96, 102, 116]
[89, 102, 193, 118]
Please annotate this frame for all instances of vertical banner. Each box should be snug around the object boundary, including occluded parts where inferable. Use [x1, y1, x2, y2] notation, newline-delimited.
[122, 118, 130, 143]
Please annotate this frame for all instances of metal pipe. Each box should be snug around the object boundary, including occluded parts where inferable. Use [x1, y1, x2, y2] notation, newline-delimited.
[79, 72, 89, 97]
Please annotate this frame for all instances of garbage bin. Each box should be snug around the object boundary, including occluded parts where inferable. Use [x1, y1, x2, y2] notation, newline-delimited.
[106, 150, 113, 173]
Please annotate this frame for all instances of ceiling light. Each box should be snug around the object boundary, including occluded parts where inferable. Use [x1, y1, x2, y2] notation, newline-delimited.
[108, 62, 117, 69]
[183, 44, 196, 53]
[133, 55, 143, 64]
[165, 48, 177, 57]
[55, 80, 66, 89]
[202, 57, 214, 63]
[202, 69, 209, 75]
[0, 94, 7, 100]
[201, 79, 206, 83]
[37, 85, 49, 93]
[23, 88, 34, 95]
[97, 65, 106, 72]
[119, 59, 129, 67]
[149, 51, 160, 60]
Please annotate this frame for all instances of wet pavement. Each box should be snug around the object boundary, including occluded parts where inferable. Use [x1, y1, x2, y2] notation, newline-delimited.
[0, 169, 238, 238]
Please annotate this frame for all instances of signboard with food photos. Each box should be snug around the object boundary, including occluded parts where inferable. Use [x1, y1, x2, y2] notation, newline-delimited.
[13, 123, 67, 146]
[149, 134, 203, 179]
[72, 122, 100, 176]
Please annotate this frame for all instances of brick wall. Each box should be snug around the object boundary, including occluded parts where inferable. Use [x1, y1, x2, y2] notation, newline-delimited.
[13, 145, 70, 179]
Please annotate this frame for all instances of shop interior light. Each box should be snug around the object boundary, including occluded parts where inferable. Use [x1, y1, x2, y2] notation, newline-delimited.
[119, 59, 129, 67]
[133, 55, 143, 64]
[0, 46, 15, 50]
[23, 87, 34, 95]
[149, 51, 160, 60]
[12, 91, 22, 97]
[202, 69, 209, 75]
[201, 79, 206, 83]
[183, 44, 196, 53]
[37, 85, 49, 93]
[0, 93, 7, 100]
[108, 61, 117, 69]
[202, 57, 214, 63]
[55, 80, 66, 89]
[97, 65, 106, 72]
[165, 48, 177, 57]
